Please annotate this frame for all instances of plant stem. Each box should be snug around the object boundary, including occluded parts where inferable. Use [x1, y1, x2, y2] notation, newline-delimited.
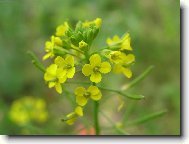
[122, 65, 154, 90]
[98, 86, 144, 100]
[27, 51, 46, 73]
[94, 101, 100, 135]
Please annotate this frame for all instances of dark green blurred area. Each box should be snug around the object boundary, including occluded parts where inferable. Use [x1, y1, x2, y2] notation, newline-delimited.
[0, 0, 180, 135]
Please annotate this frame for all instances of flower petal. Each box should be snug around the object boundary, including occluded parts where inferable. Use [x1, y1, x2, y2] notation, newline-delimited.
[87, 86, 100, 95]
[67, 67, 75, 78]
[89, 54, 101, 66]
[65, 55, 74, 66]
[55, 83, 62, 94]
[75, 106, 83, 117]
[58, 75, 67, 83]
[48, 82, 55, 88]
[66, 112, 76, 125]
[90, 92, 102, 101]
[74, 87, 86, 96]
[113, 64, 123, 74]
[43, 53, 51, 60]
[125, 54, 135, 64]
[99, 62, 111, 74]
[90, 73, 102, 83]
[76, 96, 88, 106]
[46, 64, 57, 75]
[44, 73, 55, 81]
[122, 68, 132, 78]
[121, 33, 132, 51]
[82, 64, 93, 76]
[54, 56, 66, 67]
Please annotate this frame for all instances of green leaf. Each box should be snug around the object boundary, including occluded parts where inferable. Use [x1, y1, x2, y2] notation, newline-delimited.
[27, 51, 45, 73]
[126, 109, 167, 126]
[123, 65, 154, 90]
[122, 93, 145, 100]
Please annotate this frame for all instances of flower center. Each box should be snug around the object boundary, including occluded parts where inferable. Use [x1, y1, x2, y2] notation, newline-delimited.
[65, 64, 72, 69]
[111, 54, 119, 60]
[93, 66, 100, 73]
[84, 92, 91, 98]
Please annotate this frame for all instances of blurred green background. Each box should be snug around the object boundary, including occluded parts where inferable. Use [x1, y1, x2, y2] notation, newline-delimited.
[0, 0, 180, 135]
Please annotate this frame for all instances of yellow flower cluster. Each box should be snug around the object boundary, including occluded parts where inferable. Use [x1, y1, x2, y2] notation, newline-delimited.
[44, 55, 75, 94]
[106, 33, 135, 78]
[37, 18, 135, 125]
[9, 96, 48, 125]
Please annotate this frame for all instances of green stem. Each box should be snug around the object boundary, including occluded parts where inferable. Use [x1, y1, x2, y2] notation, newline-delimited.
[27, 51, 45, 73]
[90, 46, 119, 56]
[122, 65, 154, 90]
[98, 86, 144, 100]
[94, 101, 100, 135]
[70, 46, 84, 55]
[126, 109, 167, 126]
[93, 82, 100, 135]
[100, 111, 129, 135]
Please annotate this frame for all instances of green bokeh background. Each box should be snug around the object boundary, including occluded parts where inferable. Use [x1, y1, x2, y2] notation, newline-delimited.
[0, 0, 180, 135]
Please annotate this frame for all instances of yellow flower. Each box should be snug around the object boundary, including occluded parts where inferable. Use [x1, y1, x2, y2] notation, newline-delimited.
[82, 54, 111, 83]
[54, 55, 75, 79]
[121, 33, 132, 51]
[55, 22, 69, 37]
[106, 35, 120, 46]
[94, 18, 102, 28]
[108, 51, 126, 64]
[74, 86, 102, 106]
[43, 35, 62, 60]
[113, 54, 135, 78]
[44, 64, 67, 94]
[82, 18, 102, 28]
[79, 40, 88, 49]
[106, 33, 132, 51]
[65, 106, 83, 125]
[9, 96, 48, 125]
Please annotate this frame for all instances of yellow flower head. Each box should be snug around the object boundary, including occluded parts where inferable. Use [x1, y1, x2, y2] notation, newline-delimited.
[79, 40, 88, 49]
[44, 64, 67, 94]
[94, 18, 102, 28]
[106, 33, 132, 51]
[82, 18, 102, 28]
[9, 96, 48, 125]
[82, 54, 111, 83]
[113, 54, 135, 78]
[54, 55, 75, 79]
[43, 35, 62, 60]
[56, 22, 69, 37]
[106, 35, 121, 46]
[74, 86, 102, 106]
[108, 51, 127, 64]
[121, 33, 132, 51]
[65, 106, 83, 125]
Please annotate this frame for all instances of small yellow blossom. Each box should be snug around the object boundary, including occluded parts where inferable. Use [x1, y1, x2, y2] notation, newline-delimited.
[82, 18, 102, 28]
[106, 33, 132, 51]
[108, 51, 126, 64]
[65, 106, 83, 125]
[120, 33, 132, 51]
[94, 18, 102, 28]
[9, 96, 48, 125]
[113, 54, 135, 78]
[54, 55, 75, 78]
[56, 22, 69, 37]
[82, 54, 111, 83]
[43, 35, 62, 60]
[74, 86, 102, 106]
[44, 64, 67, 94]
[79, 40, 88, 49]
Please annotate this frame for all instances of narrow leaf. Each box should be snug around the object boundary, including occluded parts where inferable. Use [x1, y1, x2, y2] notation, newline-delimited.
[126, 109, 167, 126]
